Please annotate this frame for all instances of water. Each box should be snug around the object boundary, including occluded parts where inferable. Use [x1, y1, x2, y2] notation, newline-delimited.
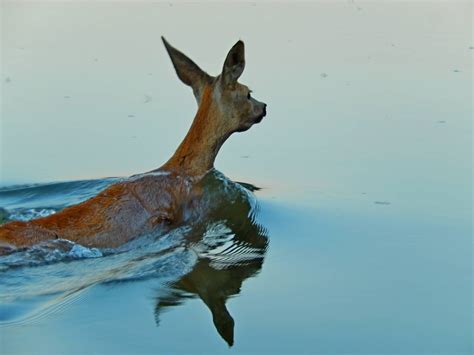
[1, 1, 472, 354]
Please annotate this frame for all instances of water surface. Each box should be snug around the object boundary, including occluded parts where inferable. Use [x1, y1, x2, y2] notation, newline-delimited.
[1, 1, 472, 354]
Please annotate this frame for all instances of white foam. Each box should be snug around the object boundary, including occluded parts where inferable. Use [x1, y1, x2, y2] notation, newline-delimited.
[128, 170, 171, 181]
[8, 208, 56, 221]
[68, 244, 102, 259]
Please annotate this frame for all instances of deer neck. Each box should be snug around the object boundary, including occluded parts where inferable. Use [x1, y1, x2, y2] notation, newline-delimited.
[162, 89, 229, 177]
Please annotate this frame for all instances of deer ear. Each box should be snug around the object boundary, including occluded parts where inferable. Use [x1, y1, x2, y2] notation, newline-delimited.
[162, 37, 211, 99]
[221, 40, 245, 86]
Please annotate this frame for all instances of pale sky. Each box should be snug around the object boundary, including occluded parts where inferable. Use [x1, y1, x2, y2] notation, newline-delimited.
[1, 1, 472, 191]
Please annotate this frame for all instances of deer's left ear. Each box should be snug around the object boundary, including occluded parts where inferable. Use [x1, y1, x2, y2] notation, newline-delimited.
[162, 37, 211, 101]
[221, 40, 245, 86]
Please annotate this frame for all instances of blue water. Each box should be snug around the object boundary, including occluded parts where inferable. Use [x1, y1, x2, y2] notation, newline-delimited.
[0, 172, 269, 347]
[0, 170, 471, 354]
[1, 1, 472, 354]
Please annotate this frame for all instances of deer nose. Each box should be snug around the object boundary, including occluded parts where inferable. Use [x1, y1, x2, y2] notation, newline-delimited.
[263, 104, 267, 116]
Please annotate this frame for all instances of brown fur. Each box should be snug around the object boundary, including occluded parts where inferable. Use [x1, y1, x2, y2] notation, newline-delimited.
[162, 86, 223, 175]
[0, 37, 267, 252]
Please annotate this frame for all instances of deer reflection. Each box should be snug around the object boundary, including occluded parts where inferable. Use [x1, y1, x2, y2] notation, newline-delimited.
[154, 171, 268, 346]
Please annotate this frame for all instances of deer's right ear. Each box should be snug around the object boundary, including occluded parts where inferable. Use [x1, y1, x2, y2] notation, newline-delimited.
[162, 37, 211, 100]
[221, 40, 245, 86]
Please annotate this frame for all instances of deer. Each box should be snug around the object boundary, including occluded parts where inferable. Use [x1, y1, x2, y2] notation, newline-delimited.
[0, 37, 267, 254]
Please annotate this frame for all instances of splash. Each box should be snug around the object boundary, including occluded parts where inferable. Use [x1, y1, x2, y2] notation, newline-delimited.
[0, 170, 267, 327]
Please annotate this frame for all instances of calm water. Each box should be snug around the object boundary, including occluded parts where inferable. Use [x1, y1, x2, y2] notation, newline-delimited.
[1, 1, 472, 354]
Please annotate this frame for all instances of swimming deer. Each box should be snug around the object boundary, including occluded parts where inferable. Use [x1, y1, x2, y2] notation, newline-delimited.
[0, 37, 267, 253]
